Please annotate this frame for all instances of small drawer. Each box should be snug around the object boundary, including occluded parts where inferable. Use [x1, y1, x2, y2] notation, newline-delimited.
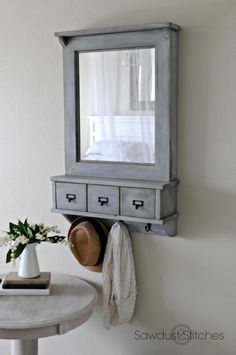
[88, 185, 119, 215]
[120, 187, 156, 219]
[56, 182, 86, 211]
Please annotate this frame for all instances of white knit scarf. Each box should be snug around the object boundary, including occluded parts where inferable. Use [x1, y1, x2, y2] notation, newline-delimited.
[102, 222, 137, 328]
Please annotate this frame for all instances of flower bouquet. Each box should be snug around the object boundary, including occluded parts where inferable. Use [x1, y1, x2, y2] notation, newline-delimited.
[0, 219, 65, 263]
[0, 219, 66, 278]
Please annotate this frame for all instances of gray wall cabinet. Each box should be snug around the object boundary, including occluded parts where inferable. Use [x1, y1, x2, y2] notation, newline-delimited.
[51, 23, 180, 236]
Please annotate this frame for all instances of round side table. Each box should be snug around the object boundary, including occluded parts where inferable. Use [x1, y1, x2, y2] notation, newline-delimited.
[0, 273, 98, 355]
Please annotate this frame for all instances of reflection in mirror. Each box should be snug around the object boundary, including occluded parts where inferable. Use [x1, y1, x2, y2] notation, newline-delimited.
[79, 48, 155, 164]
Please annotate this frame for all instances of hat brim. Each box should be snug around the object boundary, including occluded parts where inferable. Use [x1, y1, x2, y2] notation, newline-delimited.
[68, 217, 108, 273]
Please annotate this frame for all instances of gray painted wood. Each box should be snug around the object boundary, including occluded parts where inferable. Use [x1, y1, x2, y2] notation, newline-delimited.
[156, 184, 177, 219]
[51, 175, 178, 236]
[88, 184, 119, 215]
[52, 177, 178, 218]
[170, 30, 178, 180]
[0, 273, 97, 355]
[0, 273, 97, 334]
[105, 218, 177, 237]
[51, 175, 179, 190]
[52, 207, 178, 225]
[52, 181, 57, 210]
[55, 22, 181, 40]
[52, 22, 180, 236]
[56, 182, 86, 211]
[160, 185, 177, 218]
[61, 26, 179, 182]
[120, 187, 156, 219]
[62, 214, 178, 237]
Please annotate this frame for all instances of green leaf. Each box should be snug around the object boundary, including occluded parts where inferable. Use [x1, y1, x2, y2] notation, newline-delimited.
[27, 226, 34, 238]
[47, 236, 65, 243]
[18, 220, 28, 236]
[9, 222, 19, 236]
[6, 249, 12, 263]
[6, 244, 26, 263]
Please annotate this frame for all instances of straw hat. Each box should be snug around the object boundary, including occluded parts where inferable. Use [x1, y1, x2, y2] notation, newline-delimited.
[68, 217, 108, 272]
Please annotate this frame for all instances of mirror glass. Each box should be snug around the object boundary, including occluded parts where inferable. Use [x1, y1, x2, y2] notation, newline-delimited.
[78, 48, 155, 164]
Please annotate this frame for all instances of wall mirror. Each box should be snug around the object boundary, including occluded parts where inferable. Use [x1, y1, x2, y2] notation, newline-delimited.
[79, 48, 155, 164]
[58, 23, 179, 181]
[51, 23, 180, 236]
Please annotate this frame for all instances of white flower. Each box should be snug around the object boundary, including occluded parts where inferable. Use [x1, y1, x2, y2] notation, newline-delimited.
[35, 233, 45, 241]
[10, 235, 29, 251]
[40, 225, 60, 234]
[0, 234, 12, 247]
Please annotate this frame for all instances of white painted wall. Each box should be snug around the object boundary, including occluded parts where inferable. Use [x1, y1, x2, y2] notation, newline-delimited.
[0, 0, 236, 354]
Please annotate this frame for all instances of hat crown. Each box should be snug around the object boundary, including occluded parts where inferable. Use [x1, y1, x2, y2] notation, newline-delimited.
[68, 218, 108, 272]
[69, 221, 101, 266]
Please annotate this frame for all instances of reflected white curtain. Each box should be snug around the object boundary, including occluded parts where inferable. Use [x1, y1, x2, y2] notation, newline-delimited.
[137, 48, 155, 102]
[88, 51, 119, 140]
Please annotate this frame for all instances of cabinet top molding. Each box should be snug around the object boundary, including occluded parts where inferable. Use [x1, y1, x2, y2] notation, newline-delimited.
[55, 22, 181, 40]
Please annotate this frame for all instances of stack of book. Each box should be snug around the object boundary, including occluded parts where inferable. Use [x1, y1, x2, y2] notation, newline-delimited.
[0, 272, 51, 295]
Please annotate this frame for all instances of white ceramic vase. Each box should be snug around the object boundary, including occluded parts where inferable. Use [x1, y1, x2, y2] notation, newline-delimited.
[18, 243, 40, 278]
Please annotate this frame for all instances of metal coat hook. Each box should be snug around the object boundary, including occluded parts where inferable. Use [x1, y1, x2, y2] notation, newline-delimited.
[145, 223, 151, 232]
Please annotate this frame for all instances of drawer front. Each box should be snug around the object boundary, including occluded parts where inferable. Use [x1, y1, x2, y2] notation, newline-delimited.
[56, 182, 86, 211]
[88, 185, 119, 215]
[120, 187, 156, 219]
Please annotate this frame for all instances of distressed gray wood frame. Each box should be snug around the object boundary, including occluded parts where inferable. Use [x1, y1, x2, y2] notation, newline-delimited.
[53, 23, 180, 236]
[59, 24, 179, 181]
[55, 23, 180, 39]
[51, 175, 179, 236]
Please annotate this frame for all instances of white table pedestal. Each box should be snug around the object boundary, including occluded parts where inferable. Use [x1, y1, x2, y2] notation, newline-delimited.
[11, 339, 38, 355]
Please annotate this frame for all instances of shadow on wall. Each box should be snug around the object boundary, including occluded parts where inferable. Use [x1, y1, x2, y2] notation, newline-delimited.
[176, 24, 236, 241]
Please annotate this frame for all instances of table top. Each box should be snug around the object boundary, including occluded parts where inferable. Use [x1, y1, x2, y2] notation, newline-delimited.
[0, 273, 98, 340]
